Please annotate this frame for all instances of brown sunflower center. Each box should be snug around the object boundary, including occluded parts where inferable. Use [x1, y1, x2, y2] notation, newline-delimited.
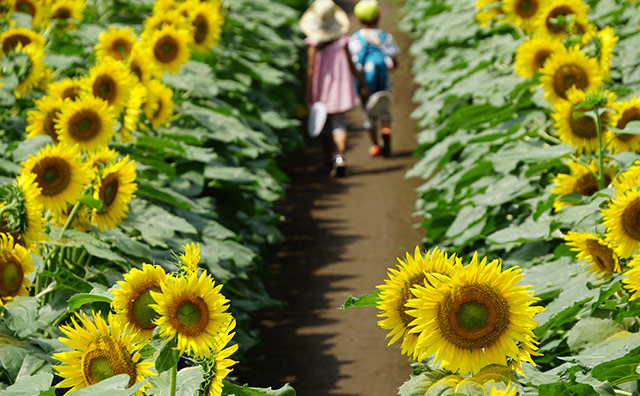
[62, 86, 81, 101]
[153, 35, 179, 63]
[52, 7, 71, 19]
[0, 257, 23, 297]
[110, 39, 131, 60]
[33, 157, 71, 196]
[621, 198, 640, 242]
[516, 0, 538, 17]
[68, 109, 102, 142]
[82, 336, 137, 387]
[2, 34, 31, 52]
[170, 296, 209, 336]
[585, 239, 617, 273]
[545, 6, 574, 33]
[574, 172, 611, 196]
[127, 285, 160, 330]
[553, 64, 588, 100]
[44, 108, 60, 143]
[92, 75, 117, 103]
[615, 107, 640, 142]
[99, 173, 119, 208]
[569, 107, 611, 138]
[153, 98, 164, 120]
[437, 284, 509, 350]
[534, 49, 552, 70]
[130, 63, 142, 81]
[397, 273, 427, 328]
[14, 0, 35, 16]
[193, 14, 209, 44]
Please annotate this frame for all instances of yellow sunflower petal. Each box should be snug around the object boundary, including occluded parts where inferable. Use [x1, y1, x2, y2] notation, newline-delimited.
[564, 231, 622, 276]
[0, 232, 35, 305]
[91, 155, 137, 232]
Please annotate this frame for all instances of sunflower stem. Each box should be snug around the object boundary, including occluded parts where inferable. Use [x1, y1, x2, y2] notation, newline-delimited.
[594, 105, 606, 191]
[58, 202, 83, 240]
[614, 390, 632, 396]
[170, 364, 177, 396]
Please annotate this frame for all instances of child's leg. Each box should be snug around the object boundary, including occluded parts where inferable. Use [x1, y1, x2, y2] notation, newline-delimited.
[328, 113, 347, 176]
[381, 113, 392, 157]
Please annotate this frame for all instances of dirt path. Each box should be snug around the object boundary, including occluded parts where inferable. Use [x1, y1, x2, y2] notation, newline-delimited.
[236, 1, 423, 394]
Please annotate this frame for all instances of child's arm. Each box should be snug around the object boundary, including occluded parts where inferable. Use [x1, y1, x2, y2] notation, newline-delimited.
[306, 46, 316, 105]
[344, 45, 369, 99]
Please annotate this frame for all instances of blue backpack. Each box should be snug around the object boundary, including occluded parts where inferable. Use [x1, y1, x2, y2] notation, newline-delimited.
[354, 30, 389, 95]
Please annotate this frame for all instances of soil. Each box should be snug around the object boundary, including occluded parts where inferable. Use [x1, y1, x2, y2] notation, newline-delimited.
[235, 0, 424, 394]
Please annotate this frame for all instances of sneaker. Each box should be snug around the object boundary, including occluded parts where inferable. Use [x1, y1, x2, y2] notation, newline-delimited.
[381, 127, 391, 157]
[330, 155, 346, 177]
[369, 144, 381, 157]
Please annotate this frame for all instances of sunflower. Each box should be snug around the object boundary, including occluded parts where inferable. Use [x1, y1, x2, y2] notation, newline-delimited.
[151, 271, 230, 358]
[95, 26, 137, 61]
[55, 94, 115, 152]
[146, 25, 191, 73]
[111, 263, 168, 341]
[179, 241, 201, 274]
[0, 0, 13, 17]
[564, 231, 622, 276]
[540, 46, 603, 105]
[20, 144, 90, 213]
[52, 311, 155, 395]
[0, 233, 34, 305]
[205, 317, 238, 396]
[534, 0, 589, 40]
[36, 64, 53, 90]
[603, 188, 640, 258]
[143, 80, 174, 128]
[582, 26, 618, 81]
[84, 146, 119, 173]
[608, 96, 640, 154]
[86, 57, 136, 114]
[406, 252, 543, 375]
[152, 0, 177, 14]
[0, 27, 44, 54]
[503, 0, 545, 33]
[11, 0, 47, 28]
[143, 10, 191, 32]
[2, 173, 45, 248]
[50, 0, 84, 30]
[622, 255, 640, 300]
[120, 84, 146, 143]
[188, 2, 223, 52]
[13, 44, 46, 98]
[126, 44, 162, 84]
[475, 0, 504, 27]
[26, 95, 64, 142]
[514, 35, 563, 78]
[50, 205, 91, 231]
[551, 159, 614, 211]
[91, 156, 136, 232]
[552, 88, 617, 152]
[613, 163, 640, 194]
[48, 77, 85, 101]
[376, 246, 460, 360]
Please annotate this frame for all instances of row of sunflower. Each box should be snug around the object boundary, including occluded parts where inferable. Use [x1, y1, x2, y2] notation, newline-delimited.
[0, 0, 302, 394]
[343, 0, 640, 394]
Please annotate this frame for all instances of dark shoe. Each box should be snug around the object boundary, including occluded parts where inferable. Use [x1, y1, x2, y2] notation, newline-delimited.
[381, 127, 391, 157]
[330, 155, 346, 177]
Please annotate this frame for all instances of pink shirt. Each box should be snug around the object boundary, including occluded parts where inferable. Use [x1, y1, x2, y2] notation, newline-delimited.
[305, 36, 359, 114]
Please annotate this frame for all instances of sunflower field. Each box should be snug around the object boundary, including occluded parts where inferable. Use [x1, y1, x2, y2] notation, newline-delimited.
[0, 0, 304, 394]
[344, 0, 640, 394]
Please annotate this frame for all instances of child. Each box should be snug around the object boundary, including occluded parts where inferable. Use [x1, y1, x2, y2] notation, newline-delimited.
[301, 0, 369, 177]
[349, 0, 399, 157]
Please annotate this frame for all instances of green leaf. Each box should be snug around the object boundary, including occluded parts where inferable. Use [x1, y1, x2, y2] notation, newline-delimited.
[70, 374, 148, 396]
[3, 296, 42, 338]
[222, 381, 296, 396]
[538, 382, 598, 396]
[340, 291, 380, 310]
[1, 373, 53, 396]
[79, 195, 104, 211]
[591, 346, 640, 385]
[155, 340, 181, 373]
[67, 293, 113, 311]
[609, 120, 640, 135]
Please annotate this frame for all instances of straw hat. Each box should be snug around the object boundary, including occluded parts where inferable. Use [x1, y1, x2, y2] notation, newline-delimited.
[300, 0, 350, 42]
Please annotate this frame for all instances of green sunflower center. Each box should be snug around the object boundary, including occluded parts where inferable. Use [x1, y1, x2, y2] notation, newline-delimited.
[154, 35, 179, 63]
[111, 39, 131, 60]
[15, 0, 35, 16]
[516, 0, 537, 17]
[546, 6, 574, 33]
[621, 198, 640, 242]
[128, 285, 160, 330]
[33, 156, 71, 196]
[3, 34, 31, 52]
[0, 258, 23, 297]
[68, 109, 102, 142]
[585, 239, 617, 273]
[437, 284, 510, 350]
[82, 336, 137, 387]
[553, 64, 588, 100]
[92, 75, 117, 103]
[170, 296, 209, 336]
